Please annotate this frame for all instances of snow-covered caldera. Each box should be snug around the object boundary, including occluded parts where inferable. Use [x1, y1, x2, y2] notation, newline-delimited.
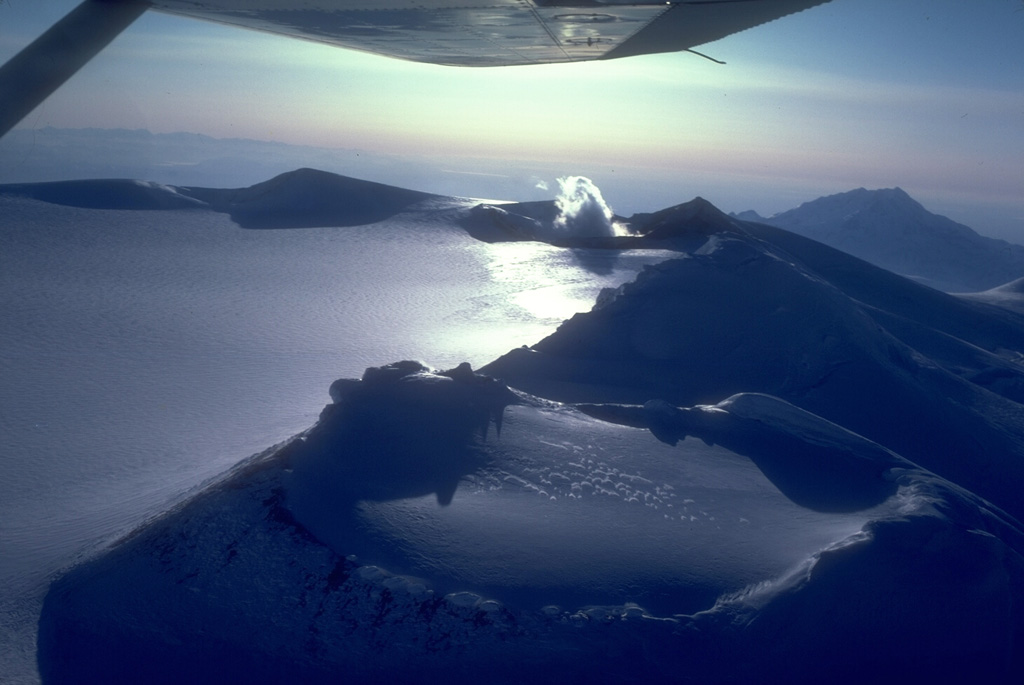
[37, 360, 1024, 683]
[738, 187, 1024, 292]
[34, 186, 1024, 682]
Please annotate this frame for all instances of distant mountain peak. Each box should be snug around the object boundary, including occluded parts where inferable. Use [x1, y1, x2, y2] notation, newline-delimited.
[664, 196, 727, 217]
[730, 209, 766, 223]
[763, 187, 1024, 292]
[786, 187, 922, 222]
[862, 187, 926, 213]
[280, 167, 331, 178]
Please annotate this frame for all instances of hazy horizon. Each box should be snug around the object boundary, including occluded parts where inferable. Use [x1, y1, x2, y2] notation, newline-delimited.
[1, 0, 1021, 239]
[1, 125, 1021, 243]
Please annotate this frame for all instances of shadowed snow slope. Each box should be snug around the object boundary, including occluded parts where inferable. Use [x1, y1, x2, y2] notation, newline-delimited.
[749, 187, 1024, 292]
[37, 364, 1024, 684]
[960, 277, 1024, 316]
[483, 226, 1024, 523]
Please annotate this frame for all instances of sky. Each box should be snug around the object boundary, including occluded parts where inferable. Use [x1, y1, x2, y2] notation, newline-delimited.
[1, 0, 1022, 237]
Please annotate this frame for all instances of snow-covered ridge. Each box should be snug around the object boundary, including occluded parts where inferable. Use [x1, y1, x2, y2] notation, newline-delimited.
[483, 230, 1024, 524]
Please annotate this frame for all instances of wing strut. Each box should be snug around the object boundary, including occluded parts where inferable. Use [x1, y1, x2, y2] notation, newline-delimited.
[0, 0, 150, 139]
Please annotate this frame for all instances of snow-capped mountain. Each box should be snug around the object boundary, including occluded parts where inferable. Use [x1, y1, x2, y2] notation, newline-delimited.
[180, 168, 445, 228]
[484, 210, 1024, 524]
[740, 188, 1024, 292]
[33, 180, 1024, 683]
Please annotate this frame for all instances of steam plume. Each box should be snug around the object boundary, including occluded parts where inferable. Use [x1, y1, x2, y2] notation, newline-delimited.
[552, 176, 621, 238]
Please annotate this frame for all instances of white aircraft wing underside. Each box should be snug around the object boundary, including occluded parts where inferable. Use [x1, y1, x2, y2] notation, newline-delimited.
[0, 0, 830, 138]
[148, 0, 831, 67]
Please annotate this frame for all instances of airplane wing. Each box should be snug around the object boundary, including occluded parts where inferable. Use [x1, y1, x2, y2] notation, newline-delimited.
[149, 0, 832, 67]
[0, 0, 831, 138]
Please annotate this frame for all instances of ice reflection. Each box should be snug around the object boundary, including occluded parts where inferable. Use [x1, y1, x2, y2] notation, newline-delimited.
[566, 247, 617, 276]
[483, 241, 674, 322]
